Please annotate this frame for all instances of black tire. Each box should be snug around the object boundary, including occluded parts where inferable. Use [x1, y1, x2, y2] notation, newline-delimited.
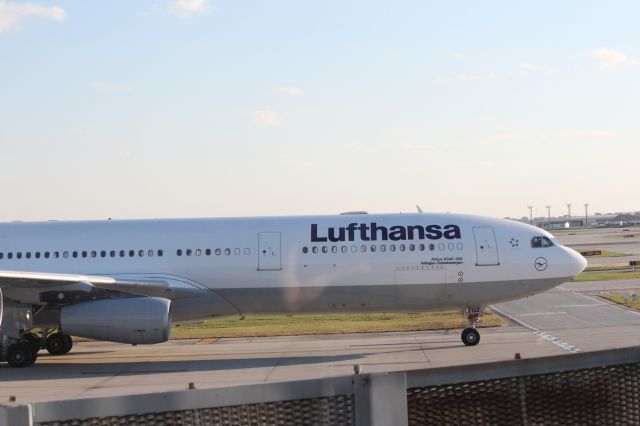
[7, 343, 34, 368]
[64, 335, 73, 353]
[23, 332, 42, 353]
[46, 333, 72, 355]
[461, 328, 480, 346]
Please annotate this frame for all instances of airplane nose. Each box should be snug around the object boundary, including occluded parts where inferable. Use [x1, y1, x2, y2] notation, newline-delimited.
[567, 247, 587, 277]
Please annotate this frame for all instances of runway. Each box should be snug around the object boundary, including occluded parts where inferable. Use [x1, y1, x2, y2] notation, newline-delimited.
[2, 279, 640, 403]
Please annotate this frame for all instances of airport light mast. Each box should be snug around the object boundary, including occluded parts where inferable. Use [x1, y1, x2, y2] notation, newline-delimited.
[546, 205, 551, 227]
[528, 206, 533, 225]
[584, 203, 589, 228]
[567, 204, 572, 228]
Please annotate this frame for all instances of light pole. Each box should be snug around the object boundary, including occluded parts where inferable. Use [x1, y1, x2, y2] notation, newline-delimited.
[528, 206, 533, 225]
[546, 205, 551, 227]
[584, 203, 589, 228]
[567, 203, 572, 228]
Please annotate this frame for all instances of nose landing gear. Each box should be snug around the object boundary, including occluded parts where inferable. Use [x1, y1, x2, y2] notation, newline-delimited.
[461, 306, 483, 346]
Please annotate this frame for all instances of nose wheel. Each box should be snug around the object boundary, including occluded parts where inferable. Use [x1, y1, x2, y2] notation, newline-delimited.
[461, 306, 483, 346]
[461, 327, 480, 346]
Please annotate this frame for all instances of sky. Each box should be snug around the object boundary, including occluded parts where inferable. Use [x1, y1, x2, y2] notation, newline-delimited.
[1, 1, 639, 222]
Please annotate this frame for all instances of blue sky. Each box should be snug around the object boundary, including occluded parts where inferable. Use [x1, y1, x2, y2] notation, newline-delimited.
[1, 1, 639, 221]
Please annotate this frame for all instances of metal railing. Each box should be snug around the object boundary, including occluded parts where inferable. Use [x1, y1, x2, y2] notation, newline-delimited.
[2, 346, 640, 426]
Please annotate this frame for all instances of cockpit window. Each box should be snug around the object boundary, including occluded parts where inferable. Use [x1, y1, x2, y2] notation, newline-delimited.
[531, 236, 554, 248]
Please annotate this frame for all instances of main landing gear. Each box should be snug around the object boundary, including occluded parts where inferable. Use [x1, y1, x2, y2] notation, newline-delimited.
[461, 306, 483, 347]
[2, 330, 74, 368]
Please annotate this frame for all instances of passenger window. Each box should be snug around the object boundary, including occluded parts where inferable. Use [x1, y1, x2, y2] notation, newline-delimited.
[54, 252, 59, 258]
[205, 249, 211, 256]
[129, 250, 135, 257]
[91, 251, 97, 258]
[139, 250, 145, 257]
[341, 246, 348, 253]
[148, 250, 154, 257]
[399, 244, 406, 252]
[35, 252, 40, 259]
[390, 245, 396, 252]
[332, 246, 338, 253]
[82, 251, 87, 258]
[0, 252, 4, 260]
[419, 244, 425, 251]
[177, 249, 183, 256]
[63, 251, 69, 258]
[371, 245, 376, 252]
[101, 250, 106, 258]
[360, 245, 367, 252]
[120, 250, 125, 257]
[186, 249, 192, 256]
[322, 246, 328, 253]
[225, 248, 231, 255]
[244, 248, 250, 255]
[312, 246, 318, 253]
[215, 248, 221, 256]
[351, 245, 357, 253]
[429, 244, 435, 251]
[45, 252, 50, 259]
[26, 252, 31, 259]
[302, 247, 308, 254]
[158, 250, 164, 257]
[72, 251, 78, 258]
[8, 252, 13, 259]
[409, 244, 415, 251]
[380, 244, 386, 252]
[234, 248, 240, 255]
[195, 249, 202, 256]
[110, 250, 116, 257]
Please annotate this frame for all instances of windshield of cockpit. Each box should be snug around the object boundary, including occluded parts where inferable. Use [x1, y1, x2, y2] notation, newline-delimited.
[530, 236, 560, 248]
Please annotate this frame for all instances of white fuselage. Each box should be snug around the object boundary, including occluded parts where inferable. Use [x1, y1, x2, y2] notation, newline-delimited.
[0, 213, 586, 323]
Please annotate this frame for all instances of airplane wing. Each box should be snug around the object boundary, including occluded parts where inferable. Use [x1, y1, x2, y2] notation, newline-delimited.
[0, 270, 198, 299]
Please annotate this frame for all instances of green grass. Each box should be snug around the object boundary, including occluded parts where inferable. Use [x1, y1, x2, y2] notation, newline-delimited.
[600, 293, 640, 309]
[585, 265, 632, 272]
[573, 271, 640, 282]
[170, 311, 504, 339]
[579, 249, 632, 258]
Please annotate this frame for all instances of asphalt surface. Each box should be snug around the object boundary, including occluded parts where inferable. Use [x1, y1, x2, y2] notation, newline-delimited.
[2, 228, 640, 403]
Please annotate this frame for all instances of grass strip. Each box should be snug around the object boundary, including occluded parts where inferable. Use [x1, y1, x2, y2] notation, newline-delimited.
[573, 271, 640, 282]
[171, 311, 504, 339]
[600, 293, 640, 309]
[579, 249, 631, 258]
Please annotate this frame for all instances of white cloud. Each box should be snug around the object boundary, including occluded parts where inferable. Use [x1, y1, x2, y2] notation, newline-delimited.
[168, 0, 211, 18]
[459, 72, 499, 81]
[560, 128, 617, 140]
[480, 132, 523, 145]
[519, 63, 549, 72]
[273, 86, 304, 96]
[251, 110, 280, 126]
[0, 0, 66, 32]
[586, 48, 638, 67]
[91, 81, 131, 94]
[400, 143, 436, 152]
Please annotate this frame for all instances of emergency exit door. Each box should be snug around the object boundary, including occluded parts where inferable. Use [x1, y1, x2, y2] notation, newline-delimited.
[258, 232, 281, 271]
[472, 226, 500, 266]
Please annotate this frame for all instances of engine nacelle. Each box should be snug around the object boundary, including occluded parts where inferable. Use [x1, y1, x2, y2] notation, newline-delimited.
[60, 297, 171, 344]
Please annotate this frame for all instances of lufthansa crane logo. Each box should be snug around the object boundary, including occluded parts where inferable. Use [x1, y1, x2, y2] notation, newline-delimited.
[534, 257, 548, 271]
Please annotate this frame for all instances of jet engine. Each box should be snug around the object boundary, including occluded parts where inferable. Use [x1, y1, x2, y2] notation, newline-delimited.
[60, 297, 171, 344]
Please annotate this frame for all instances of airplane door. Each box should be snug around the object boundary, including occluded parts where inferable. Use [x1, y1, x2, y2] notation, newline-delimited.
[258, 232, 281, 271]
[472, 226, 500, 266]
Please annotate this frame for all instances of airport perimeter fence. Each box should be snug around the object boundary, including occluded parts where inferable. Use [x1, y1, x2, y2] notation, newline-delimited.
[2, 346, 640, 426]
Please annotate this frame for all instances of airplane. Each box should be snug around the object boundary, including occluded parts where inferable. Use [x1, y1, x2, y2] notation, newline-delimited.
[0, 211, 587, 368]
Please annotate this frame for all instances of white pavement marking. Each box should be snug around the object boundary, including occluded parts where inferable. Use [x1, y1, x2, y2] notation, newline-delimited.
[490, 305, 581, 353]
[552, 304, 605, 308]
[519, 312, 567, 316]
[559, 287, 640, 317]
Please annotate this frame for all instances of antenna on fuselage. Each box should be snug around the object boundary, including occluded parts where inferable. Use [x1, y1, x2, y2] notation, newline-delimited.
[416, 205, 424, 213]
